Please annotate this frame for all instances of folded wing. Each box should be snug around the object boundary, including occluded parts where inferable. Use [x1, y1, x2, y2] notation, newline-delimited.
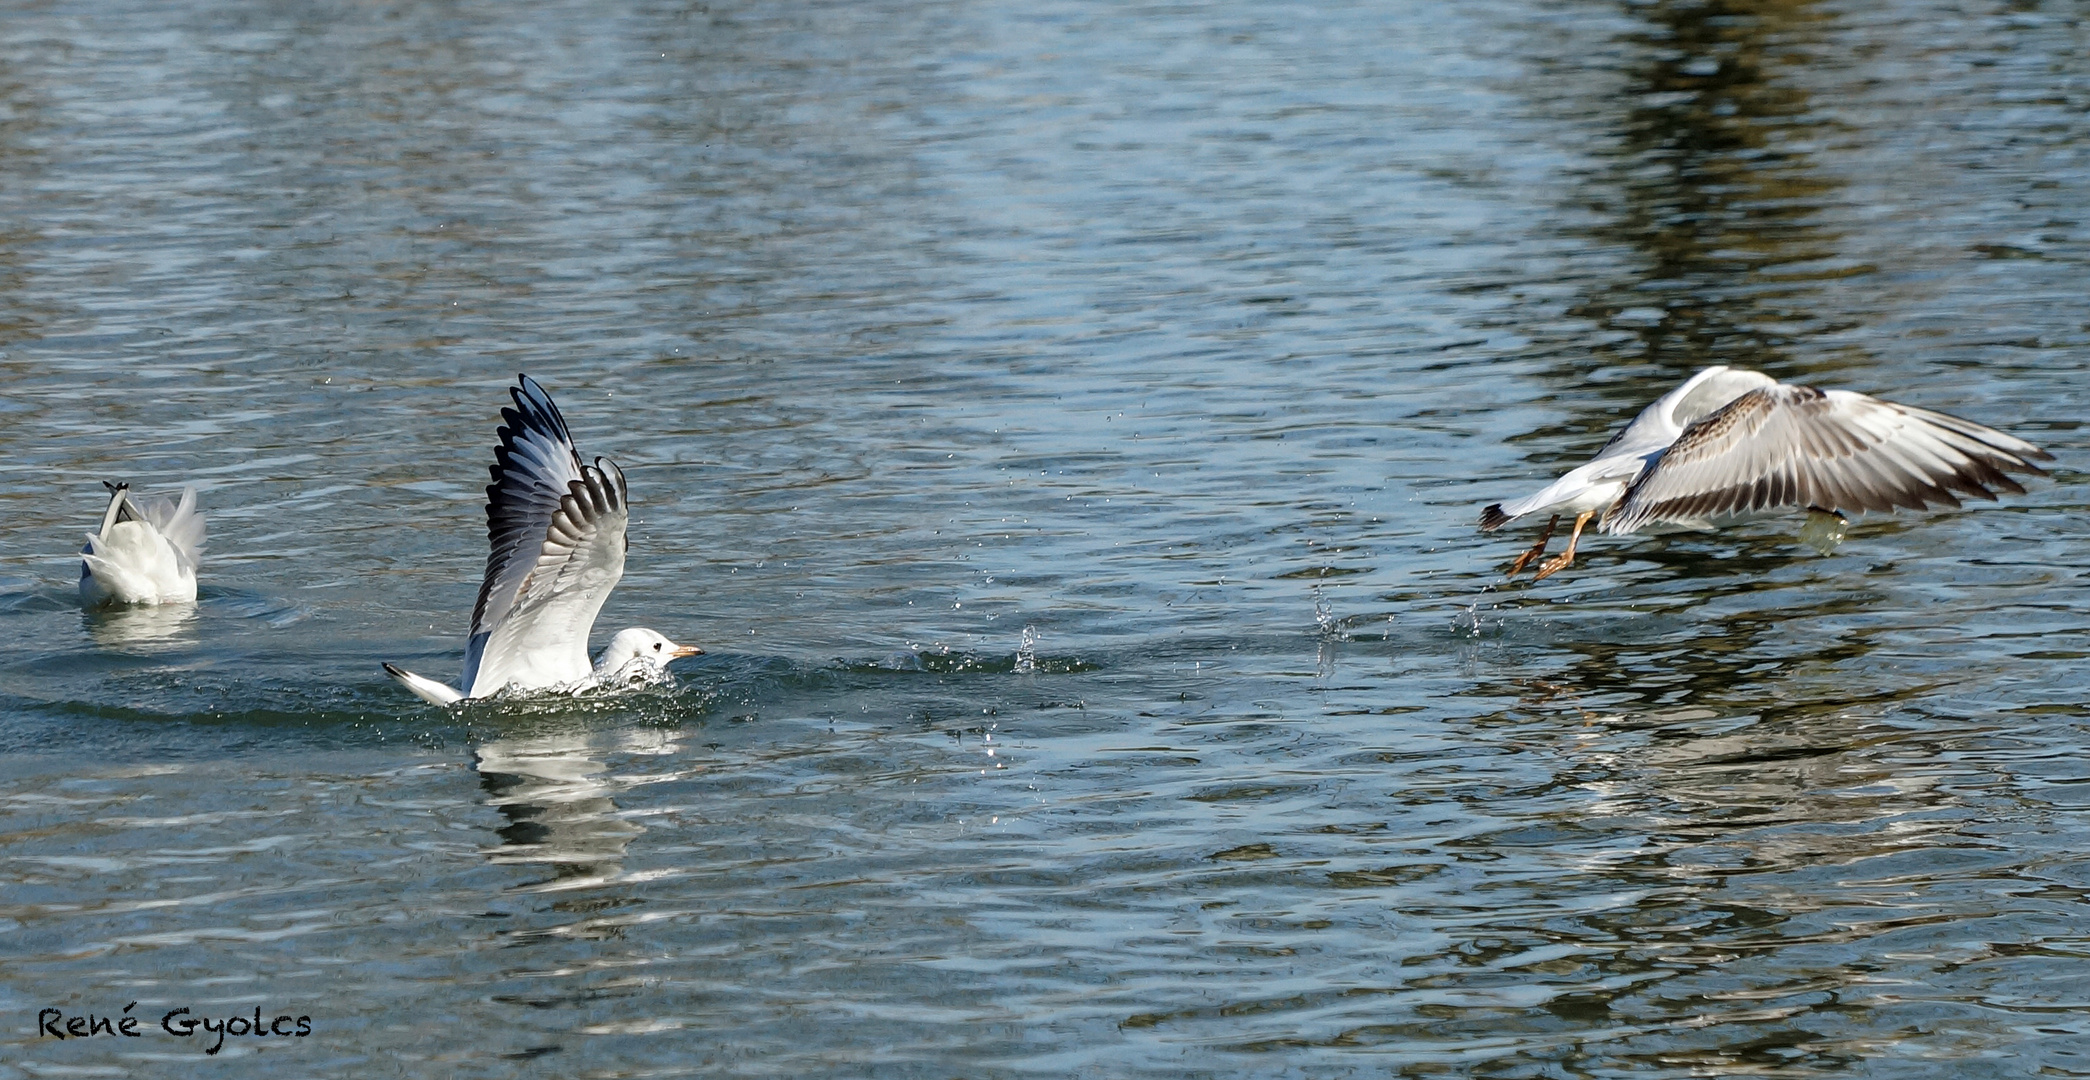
[1603, 383, 2050, 535]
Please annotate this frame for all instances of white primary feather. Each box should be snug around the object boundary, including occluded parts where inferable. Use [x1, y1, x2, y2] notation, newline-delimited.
[80, 483, 204, 606]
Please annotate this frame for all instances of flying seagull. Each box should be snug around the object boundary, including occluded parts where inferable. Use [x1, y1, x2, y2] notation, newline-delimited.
[1480, 365, 2051, 580]
[384, 375, 701, 705]
[80, 482, 204, 606]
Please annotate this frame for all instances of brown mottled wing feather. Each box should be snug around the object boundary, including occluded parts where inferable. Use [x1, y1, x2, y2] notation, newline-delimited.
[1602, 384, 2050, 535]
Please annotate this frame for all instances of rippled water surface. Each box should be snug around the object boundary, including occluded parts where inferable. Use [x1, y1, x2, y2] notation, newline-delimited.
[3, 0, 2089, 1075]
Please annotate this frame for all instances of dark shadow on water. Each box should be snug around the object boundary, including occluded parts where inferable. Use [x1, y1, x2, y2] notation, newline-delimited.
[1525, 0, 1868, 452]
[1583, 0, 1851, 370]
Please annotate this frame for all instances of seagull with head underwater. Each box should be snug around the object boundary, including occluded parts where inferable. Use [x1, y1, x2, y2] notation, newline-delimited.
[80, 481, 204, 606]
[384, 374, 702, 705]
[1480, 365, 2052, 580]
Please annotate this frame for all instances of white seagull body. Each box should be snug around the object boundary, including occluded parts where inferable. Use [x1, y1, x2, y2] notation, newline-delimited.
[1481, 365, 2051, 579]
[384, 375, 701, 706]
[80, 482, 203, 606]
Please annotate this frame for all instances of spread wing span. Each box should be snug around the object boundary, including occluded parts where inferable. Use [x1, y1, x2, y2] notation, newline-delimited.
[1604, 384, 2051, 535]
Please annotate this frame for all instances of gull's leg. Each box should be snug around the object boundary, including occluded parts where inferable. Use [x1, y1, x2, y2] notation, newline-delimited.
[1506, 515, 1559, 577]
[1532, 511, 1595, 582]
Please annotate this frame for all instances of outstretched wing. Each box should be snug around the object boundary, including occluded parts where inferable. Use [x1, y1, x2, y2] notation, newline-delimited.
[461, 376, 629, 695]
[1603, 383, 2050, 535]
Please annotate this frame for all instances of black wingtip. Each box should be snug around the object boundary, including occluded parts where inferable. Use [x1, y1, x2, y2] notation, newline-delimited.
[1479, 504, 1511, 531]
[504, 375, 572, 443]
[594, 457, 627, 505]
[381, 662, 406, 679]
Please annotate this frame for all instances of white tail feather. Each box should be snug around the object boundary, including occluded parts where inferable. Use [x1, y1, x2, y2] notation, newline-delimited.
[383, 663, 464, 706]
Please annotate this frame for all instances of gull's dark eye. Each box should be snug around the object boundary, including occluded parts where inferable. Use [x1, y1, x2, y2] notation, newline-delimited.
[653, 642, 661, 651]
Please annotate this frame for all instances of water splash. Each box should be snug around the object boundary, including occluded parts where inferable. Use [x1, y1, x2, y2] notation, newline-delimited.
[1312, 586, 1337, 638]
[1451, 587, 1499, 638]
[1014, 626, 1037, 674]
[1312, 587, 1341, 678]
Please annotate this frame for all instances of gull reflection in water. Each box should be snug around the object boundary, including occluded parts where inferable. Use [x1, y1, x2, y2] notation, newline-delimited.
[83, 602, 198, 652]
[474, 728, 681, 888]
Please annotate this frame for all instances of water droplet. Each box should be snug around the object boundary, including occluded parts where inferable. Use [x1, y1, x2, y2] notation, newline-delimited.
[1312, 586, 1337, 637]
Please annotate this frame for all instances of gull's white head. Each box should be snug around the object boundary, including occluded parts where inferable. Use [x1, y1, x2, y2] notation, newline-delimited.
[596, 627, 703, 682]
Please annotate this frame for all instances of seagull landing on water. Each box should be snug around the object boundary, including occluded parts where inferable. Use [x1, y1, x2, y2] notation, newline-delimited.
[1480, 365, 2052, 581]
[384, 375, 702, 706]
[80, 482, 203, 606]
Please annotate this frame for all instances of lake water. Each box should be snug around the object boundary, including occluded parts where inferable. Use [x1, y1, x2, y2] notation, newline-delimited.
[2, 0, 2087, 1075]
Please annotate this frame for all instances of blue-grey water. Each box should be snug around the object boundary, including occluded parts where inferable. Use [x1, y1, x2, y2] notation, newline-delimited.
[2, 0, 2087, 1076]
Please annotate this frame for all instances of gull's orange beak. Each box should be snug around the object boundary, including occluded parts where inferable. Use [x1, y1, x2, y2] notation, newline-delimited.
[670, 644, 705, 658]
